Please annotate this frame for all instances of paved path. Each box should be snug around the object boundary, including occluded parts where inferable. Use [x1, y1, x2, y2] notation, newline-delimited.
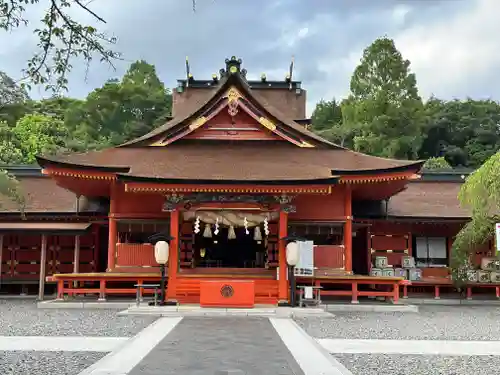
[129, 317, 304, 375]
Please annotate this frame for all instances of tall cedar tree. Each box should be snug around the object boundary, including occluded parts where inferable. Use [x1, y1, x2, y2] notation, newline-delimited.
[342, 37, 423, 159]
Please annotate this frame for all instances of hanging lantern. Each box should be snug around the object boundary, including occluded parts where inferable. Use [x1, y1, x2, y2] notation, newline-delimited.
[194, 216, 201, 234]
[263, 217, 270, 236]
[200, 248, 206, 258]
[254, 226, 262, 243]
[286, 241, 300, 266]
[203, 223, 212, 238]
[243, 217, 249, 235]
[228, 225, 236, 240]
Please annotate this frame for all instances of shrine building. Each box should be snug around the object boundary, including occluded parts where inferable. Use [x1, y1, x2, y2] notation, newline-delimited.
[0, 57, 492, 305]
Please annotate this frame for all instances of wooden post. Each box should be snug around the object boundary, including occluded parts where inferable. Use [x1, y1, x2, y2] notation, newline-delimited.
[344, 184, 353, 274]
[73, 235, 80, 288]
[107, 182, 118, 272]
[107, 219, 117, 271]
[166, 209, 179, 300]
[73, 235, 80, 274]
[38, 234, 47, 300]
[0, 234, 3, 288]
[278, 210, 288, 301]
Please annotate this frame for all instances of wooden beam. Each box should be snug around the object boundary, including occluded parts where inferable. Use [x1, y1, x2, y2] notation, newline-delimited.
[38, 234, 47, 300]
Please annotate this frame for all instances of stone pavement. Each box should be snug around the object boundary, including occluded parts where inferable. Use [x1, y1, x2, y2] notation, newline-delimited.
[129, 317, 304, 375]
[80, 316, 352, 375]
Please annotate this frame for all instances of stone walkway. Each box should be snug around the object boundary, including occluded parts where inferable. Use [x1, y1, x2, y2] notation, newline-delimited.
[79, 316, 351, 375]
[130, 317, 304, 375]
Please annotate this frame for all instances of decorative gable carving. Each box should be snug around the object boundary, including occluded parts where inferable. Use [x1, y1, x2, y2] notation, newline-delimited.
[148, 85, 316, 147]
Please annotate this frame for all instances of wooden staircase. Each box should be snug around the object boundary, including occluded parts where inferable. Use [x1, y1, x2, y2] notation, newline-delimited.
[175, 277, 279, 305]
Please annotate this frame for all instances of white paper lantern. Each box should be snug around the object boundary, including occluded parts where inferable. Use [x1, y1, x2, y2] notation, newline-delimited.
[286, 241, 300, 266]
[154, 240, 169, 264]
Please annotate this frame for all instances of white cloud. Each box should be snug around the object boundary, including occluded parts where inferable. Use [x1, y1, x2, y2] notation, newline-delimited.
[394, 0, 500, 99]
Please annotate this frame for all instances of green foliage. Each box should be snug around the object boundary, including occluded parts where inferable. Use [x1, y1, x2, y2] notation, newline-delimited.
[423, 157, 452, 170]
[0, 60, 172, 160]
[459, 152, 500, 217]
[451, 152, 500, 283]
[341, 37, 424, 159]
[80, 60, 172, 145]
[419, 98, 500, 168]
[13, 113, 68, 163]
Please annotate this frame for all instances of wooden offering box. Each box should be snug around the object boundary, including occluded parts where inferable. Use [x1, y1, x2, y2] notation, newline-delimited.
[200, 280, 255, 308]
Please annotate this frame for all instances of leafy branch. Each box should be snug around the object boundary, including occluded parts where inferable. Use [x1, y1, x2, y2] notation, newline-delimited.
[1, 0, 121, 93]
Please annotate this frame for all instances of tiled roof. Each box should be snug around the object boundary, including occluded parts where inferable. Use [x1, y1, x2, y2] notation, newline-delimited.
[388, 181, 469, 218]
[0, 176, 77, 213]
[39, 143, 422, 181]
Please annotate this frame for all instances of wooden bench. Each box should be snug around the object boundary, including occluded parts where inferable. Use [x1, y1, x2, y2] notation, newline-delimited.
[310, 275, 405, 304]
[402, 277, 453, 299]
[47, 273, 161, 301]
[402, 278, 500, 300]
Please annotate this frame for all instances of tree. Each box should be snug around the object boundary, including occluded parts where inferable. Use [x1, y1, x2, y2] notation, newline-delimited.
[1, 0, 119, 92]
[342, 37, 424, 159]
[10, 113, 68, 164]
[81, 60, 172, 145]
[451, 152, 500, 283]
[311, 99, 352, 147]
[423, 157, 452, 170]
[419, 98, 500, 168]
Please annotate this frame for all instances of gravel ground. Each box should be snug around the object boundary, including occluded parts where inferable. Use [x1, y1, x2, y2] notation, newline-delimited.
[0, 299, 157, 337]
[334, 354, 500, 375]
[296, 305, 500, 340]
[0, 351, 106, 375]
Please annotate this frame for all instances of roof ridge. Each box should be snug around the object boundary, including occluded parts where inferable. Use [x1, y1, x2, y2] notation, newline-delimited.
[118, 70, 340, 148]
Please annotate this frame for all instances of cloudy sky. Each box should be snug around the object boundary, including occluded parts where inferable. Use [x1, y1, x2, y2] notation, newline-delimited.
[0, 0, 499, 114]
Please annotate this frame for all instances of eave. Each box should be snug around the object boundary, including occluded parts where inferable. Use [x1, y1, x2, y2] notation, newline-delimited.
[333, 161, 425, 176]
[117, 174, 339, 186]
[118, 174, 338, 194]
[36, 156, 130, 174]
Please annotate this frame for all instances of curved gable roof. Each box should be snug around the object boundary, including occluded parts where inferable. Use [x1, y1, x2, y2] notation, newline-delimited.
[119, 70, 341, 149]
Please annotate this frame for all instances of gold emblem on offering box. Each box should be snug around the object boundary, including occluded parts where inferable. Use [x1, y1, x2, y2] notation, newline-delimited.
[220, 285, 234, 298]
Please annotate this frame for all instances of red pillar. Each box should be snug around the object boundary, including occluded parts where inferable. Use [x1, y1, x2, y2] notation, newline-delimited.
[278, 210, 288, 301]
[344, 184, 353, 274]
[107, 183, 118, 272]
[107, 219, 117, 271]
[167, 209, 179, 300]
